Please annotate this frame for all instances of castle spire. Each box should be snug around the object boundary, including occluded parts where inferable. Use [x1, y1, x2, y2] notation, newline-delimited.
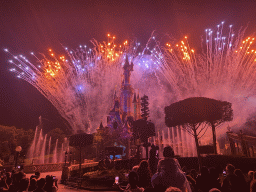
[133, 92, 137, 103]
[113, 85, 118, 101]
[99, 121, 104, 129]
[120, 54, 134, 118]
[137, 89, 141, 119]
[123, 55, 130, 70]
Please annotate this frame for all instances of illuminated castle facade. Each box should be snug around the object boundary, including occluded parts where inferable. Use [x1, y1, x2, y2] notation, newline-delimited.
[107, 56, 141, 129]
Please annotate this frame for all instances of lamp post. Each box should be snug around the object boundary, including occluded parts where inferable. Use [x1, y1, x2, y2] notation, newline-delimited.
[64, 151, 68, 166]
[15, 146, 22, 169]
[69, 151, 72, 165]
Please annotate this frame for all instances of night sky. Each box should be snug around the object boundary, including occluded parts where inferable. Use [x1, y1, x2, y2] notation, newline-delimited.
[1, 0, 256, 133]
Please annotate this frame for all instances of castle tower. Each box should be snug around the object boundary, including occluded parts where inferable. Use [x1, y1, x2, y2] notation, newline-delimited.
[120, 56, 134, 119]
[133, 92, 137, 120]
[136, 91, 141, 119]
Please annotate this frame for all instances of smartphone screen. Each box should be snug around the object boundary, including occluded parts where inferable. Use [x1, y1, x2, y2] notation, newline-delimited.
[115, 176, 119, 184]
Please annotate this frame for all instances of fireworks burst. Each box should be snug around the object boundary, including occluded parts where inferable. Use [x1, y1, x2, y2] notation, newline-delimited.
[5, 35, 161, 133]
[153, 22, 256, 138]
[5, 22, 256, 137]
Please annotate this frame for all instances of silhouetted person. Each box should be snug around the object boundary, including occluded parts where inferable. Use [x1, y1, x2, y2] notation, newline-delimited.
[250, 171, 256, 192]
[9, 172, 26, 192]
[151, 146, 191, 192]
[137, 160, 152, 189]
[0, 175, 8, 191]
[209, 167, 221, 190]
[5, 172, 12, 187]
[234, 169, 247, 192]
[8, 173, 19, 192]
[44, 175, 57, 192]
[148, 145, 158, 175]
[35, 172, 40, 180]
[125, 171, 144, 192]
[165, 186, 182, 192]
[18, 178, 29, 192]
[33, 178, 45, 192]
[248, 171, 254, 191]
[189, 169, 198, 181]
[209, 188, 221, 192]
[221, 164, 239, 192]
[196, 166, 211, 192]
[185, 174, 196, 192]
[28, 178, 37, 191]
[132, 165, 139, 172]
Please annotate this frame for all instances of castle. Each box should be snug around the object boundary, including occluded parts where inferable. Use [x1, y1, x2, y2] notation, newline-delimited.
[104, 56, 142, 158]
[107, 56, 141, 129]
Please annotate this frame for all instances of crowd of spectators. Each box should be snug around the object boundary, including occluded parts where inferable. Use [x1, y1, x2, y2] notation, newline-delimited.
[1, 145, 256, 192]
[114, 146, 256, 192]
[0, 171, 58, 192]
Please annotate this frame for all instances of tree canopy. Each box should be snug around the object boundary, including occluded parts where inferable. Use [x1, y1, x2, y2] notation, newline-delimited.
[132, 119, 155, 143]
[165, 97, 233, 127]
[0, 125, 34, 162]
[141, 95, 150, 120]
[164, 97, 233, 169]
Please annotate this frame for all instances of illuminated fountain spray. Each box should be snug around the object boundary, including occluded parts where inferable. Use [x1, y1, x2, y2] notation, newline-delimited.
[27, 117, 69, 164]
[52, 139, 58, 164]
[148, 129, 197, 158]
[27, 131, 68, 164]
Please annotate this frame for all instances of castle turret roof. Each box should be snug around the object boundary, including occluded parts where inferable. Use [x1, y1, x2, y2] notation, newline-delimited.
[99, 122, 104, 129]
[123, 55, 130, 70]
[133, 93, 137, 103]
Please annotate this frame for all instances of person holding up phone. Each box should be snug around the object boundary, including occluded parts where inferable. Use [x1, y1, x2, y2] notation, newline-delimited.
[113, 171, 144, 192]
[221, 164, 240, 192]
[44, 175, 58, 192]
[115, 176, 119, 184]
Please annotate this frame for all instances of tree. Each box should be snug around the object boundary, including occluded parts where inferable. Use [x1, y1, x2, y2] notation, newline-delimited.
[93, 123, 113, 159]
[165, 97, 233, 169]
[16, 128, 34, 158]
[141, 95, 149, 120]
[47, 128, 67, 146]
[133, 119, 155, 159]
[0, 125, 34, 163]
